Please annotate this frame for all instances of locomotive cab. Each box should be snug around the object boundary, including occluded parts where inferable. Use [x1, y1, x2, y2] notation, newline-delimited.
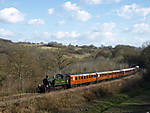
[53, 74, 70, 88]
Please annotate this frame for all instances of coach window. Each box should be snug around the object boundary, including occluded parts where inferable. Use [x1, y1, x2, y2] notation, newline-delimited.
[79, 76, 80, 80]
[87, 76, 88, 79]
[84, 76, 86, 79]
[81, 76, 83, 79]
[56, 74, 62, 79]
[75, 77, 77, 80]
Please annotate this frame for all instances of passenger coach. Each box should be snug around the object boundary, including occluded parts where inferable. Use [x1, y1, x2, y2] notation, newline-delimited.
[70, 66, 139, 87]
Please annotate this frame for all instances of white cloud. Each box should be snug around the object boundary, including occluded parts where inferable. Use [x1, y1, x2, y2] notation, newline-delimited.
[132, 23, 150, 34]
[0, 28, 14, 37]
[82, 0, 121, 5]
[43, 32, 51, 37]
[58, 20, 65, 25]
[86, 31, 100, 39]
[102, 22, 116, 32]
[70, 31, 80, 38]
[28, 19, 45, 25]
[0, 7, 24, 23]
[53, 31, 80, 39]
[63, 1, 91, 22]
[73, 10, 91, 22]
[115, 0, 121, 3]
[136, 7, 150, 19]
[54, 32, 66, 39]
[117, 4, 137, 19]
[63, 1, 79, 11]
[84, 22, 118, 46]
[82, 0, 102, 4]
[124, 27, 129, 32]
[91, 22, 116, 34]
[87, 22, 116, 38]
[48, 8, 54, 15]
[117, 4, 150, 19]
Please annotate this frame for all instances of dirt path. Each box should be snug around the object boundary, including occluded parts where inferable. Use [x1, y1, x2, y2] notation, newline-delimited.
[0, 72, 142, 107]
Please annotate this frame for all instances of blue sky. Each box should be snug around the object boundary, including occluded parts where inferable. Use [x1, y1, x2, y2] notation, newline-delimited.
[0, 0, 150, 47]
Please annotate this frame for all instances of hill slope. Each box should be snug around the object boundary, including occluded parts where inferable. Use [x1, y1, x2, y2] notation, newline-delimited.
[0, 72, 145, 113]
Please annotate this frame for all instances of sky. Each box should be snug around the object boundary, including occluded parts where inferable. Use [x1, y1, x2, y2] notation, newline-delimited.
[0, 0, 150, 47]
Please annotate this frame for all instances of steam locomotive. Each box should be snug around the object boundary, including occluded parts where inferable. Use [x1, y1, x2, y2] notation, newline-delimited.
[38, 66, 139, 93]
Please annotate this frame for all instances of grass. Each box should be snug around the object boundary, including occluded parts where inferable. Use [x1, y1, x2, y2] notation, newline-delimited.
[40, 46, 59, 50]
[84, 82, 150, 113]
[66, 53, 91, 59]
[0, 73, 147, 113]
[81, 88, 150, 113]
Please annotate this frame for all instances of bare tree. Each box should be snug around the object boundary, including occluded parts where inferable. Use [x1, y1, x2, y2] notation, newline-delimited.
[38, 50, 55, 75]
[8, 49, 34, 92]
[54, 49, 72, 72]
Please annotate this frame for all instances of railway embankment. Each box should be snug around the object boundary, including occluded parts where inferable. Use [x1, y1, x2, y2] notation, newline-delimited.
[0, 71, 146, 113]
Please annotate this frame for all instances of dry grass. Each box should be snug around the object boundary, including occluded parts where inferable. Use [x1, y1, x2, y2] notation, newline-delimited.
[0, 72, 143, 113]
[65, 53, 91, 59]
[40, 46, 59, 51]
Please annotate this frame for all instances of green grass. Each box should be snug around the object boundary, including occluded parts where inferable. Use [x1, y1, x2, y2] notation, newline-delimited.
[83, 85, 150, 113]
